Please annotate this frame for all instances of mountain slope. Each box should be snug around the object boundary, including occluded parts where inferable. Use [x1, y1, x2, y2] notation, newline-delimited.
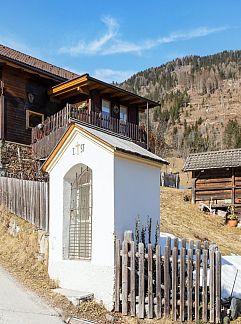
[120, 51, 241, 157]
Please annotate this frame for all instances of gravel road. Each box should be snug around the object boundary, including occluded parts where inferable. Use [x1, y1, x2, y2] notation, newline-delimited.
[0, 266, 64, 324]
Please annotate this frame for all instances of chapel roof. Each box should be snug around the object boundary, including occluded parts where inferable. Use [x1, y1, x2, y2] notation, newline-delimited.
[42, 122, 168, 172]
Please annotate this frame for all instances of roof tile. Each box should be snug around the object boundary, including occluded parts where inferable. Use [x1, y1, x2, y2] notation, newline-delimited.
[0, 44, 79, 80]
[184, 149, 241, 171]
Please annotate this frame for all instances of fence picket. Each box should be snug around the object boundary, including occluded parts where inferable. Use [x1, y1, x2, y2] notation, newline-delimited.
[138, 243, 145, 319]
[130, 241, 136, 316]
[202, 249, 208, 322]
[210, 249, 215, 323]
[195, 249, 201, 322]
[172, 246, 178, 321]
[122, 240, 128, 315]
[155, 244, 161, 319]
[187, 248, 193, 321]
[148, 244, 153, 319]
[215, 251, 221, 323]
[180, 247, 185, 322]
[164, 246, 170, 317]
[113, 234, 221, 321]
[114, 239, 121, 312]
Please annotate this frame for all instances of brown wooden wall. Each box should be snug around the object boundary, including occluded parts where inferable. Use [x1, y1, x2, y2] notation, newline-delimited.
[2, 65, 58, 144]
[193, 167, 241, 211]
[1, 64, 140, 146]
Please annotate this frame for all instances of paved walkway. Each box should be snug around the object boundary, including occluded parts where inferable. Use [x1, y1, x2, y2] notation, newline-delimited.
[0, 266, 64, 324]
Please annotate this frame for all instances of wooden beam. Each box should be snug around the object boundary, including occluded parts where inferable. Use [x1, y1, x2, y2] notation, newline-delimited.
[192, 177, 196, 204]
[0, 80, 4, 139]
[146, 101, 149, 150]
[232, 167, 235, 205]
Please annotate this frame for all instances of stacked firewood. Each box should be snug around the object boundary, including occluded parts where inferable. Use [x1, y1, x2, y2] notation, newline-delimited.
[1, 141, 48, 181]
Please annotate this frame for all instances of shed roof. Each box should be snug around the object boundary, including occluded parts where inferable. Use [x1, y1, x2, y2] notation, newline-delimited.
[183, 148, 241, 171]
[0, 44, 78, 81]
[42, 122, 168, 172]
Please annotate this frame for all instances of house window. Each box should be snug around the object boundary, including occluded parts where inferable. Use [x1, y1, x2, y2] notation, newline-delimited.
[120, 105, 128, 123]
[102, 99, 111, 128]
[26, 110, 44, 128]
[102, 99, 111, 117]
[63, 164, 93, 260]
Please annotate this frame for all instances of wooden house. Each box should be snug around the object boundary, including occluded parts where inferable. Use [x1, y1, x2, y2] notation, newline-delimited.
[184, 149, 241, 212]
[0, 44, 158, 177]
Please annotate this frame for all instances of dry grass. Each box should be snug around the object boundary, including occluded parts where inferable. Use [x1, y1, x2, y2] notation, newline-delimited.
[0, 206, 172, 323]
[0, 206, 112, 323]
[1, 189, 240, 323]
[161, 187, 241, 255]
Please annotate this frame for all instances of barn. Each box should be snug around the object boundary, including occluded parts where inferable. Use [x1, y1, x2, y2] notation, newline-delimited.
[184, 148, 241, 212]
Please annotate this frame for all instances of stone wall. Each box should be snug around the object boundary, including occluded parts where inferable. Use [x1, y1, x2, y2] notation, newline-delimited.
[0, 140, 47, 180]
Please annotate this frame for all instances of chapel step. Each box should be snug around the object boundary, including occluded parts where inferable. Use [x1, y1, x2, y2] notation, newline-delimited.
[53, 288, 94, 306]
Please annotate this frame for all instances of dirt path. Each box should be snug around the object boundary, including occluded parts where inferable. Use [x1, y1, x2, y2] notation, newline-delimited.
[0, 266, 64, 324]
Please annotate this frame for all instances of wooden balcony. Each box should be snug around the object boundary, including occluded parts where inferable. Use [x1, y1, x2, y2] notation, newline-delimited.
[31, 104, 147, 159]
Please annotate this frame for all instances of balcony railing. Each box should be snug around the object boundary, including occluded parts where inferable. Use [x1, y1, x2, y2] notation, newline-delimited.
[32, 104, 147, 159]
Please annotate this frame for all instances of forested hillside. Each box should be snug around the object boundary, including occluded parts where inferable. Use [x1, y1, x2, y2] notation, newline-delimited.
[120, 51, 241, 157]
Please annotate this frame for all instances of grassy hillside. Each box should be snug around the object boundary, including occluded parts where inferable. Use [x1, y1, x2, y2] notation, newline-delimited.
[161, 187, 241, 255]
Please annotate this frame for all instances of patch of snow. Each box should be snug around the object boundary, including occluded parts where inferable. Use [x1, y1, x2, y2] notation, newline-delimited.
[222, 256, 241, 299]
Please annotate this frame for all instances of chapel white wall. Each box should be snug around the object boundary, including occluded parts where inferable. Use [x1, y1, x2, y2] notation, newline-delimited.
[48, 131, 115, 308]
[114, 156, 160, 244]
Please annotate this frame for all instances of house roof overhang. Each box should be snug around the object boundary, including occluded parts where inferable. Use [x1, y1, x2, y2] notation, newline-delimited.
[48, 73, 160, 109]
[0, 44, 78, 82]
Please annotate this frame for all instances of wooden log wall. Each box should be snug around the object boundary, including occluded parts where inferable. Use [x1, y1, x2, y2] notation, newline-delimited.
[193, 167, 241, 211]
[114, 233, 222, 322]
[0, 176, 49, 232]
[2, 65, 58, 145]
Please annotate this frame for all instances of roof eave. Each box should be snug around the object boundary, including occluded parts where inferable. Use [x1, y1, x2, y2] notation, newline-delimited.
[115, 147, 169, 166]
[0, 55, 69, 82]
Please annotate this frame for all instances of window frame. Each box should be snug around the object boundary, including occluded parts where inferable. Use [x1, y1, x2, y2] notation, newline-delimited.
[26, 109, 44, 129]
[120, 105, 128, 123]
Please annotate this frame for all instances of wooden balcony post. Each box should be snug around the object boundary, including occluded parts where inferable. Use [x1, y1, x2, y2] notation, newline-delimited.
[0, 81, 4, 140]
[146, 101, 149, 150]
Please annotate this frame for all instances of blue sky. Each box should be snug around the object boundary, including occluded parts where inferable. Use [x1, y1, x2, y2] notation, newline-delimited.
[1, 0, 241, 82]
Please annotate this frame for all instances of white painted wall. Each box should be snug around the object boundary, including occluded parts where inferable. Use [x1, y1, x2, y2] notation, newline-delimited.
[47, 127, 161, 310]
[114, 156, 160, 243]
[48, 131, 115, 308]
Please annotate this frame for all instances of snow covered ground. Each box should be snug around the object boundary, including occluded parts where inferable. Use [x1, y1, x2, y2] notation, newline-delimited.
[222, 256, 241, 299]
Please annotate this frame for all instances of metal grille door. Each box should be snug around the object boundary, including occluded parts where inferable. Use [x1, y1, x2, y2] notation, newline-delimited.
[68, 166, 92, 259]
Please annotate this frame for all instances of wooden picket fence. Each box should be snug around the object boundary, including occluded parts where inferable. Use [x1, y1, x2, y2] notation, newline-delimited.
[114, 232, 221, 322]
[0, 176, 49, 231]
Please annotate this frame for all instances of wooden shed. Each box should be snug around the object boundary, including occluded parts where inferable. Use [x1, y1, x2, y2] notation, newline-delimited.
[184, 149, 241, 212]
